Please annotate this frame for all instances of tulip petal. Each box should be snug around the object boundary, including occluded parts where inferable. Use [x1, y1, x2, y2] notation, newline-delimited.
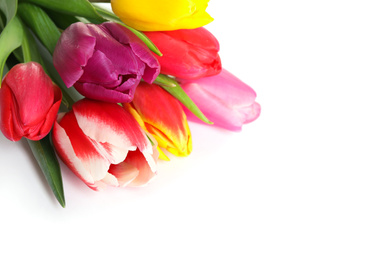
[53, 22, 96, 87]
[53, 117, 96, 189]
[4, 62, 54, 126]
[56, 112, 112, 186]
[144, 28, 221, 79]
[126, 146, 158, 187]
[78, 50, 122, 87]
[108, 158, 139, 187]
[27, 84, 63, 141]
[0, 84, 23, 141]
[130, 83, 192, 157]
[111, 0, 213, 31]
[180, 69, 261, 131]
[74, 82, 137, 103]
[102, 22, 160, 83]
[72, 99, 157, 174]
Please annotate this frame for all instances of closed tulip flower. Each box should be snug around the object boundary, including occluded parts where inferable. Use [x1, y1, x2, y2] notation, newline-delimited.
[111, 0, 213, 31]
[52, 99, 159, 191]
[179, 69, 261, 131]
[53, 22, 160, 103]
[0, 62, 62, 141]
[123, 82, 192, 160]
[143, 27, 221, 80]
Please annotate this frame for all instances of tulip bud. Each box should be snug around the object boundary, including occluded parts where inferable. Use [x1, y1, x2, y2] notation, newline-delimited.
[144, 27, 221, 80]
[0, 62, 62, 141]
[123, 82, 192, 160]
[52, 99, 159, 190]
[53, 22, 160, 103]
[179, 69, 261, 131]
[111, 0, 213, 31]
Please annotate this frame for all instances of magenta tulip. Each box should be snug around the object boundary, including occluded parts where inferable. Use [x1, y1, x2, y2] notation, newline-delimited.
[0, 62, 62, 141]
[143, 27, 221, 79]
[52, 99, 159, 191]
[179, 69, 261, 131]
[53, 22, 160, 103]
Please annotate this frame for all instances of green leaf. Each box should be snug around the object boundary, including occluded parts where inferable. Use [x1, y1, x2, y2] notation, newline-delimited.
[17, 3, 61, 54]
[93, 4, 162, 56]
[27, 135, 66, 208]
[0, 0, 17, 23]
[155, 75, 213, 124]
[22, 0, 105, 23]
[44, 8, 80, 30]
[0, 15, 23, 79]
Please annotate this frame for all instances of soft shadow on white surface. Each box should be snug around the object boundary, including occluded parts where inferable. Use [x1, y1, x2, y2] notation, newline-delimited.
[1, 1, 390, 260]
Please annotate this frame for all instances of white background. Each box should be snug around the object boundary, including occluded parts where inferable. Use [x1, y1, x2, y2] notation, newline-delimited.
[1, 1, 390, 259]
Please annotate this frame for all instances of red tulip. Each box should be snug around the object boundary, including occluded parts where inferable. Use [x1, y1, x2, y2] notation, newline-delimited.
[143, 27, 221, 79]
[0, 62, 62, 141]
[123, 82, 192, 160]
[52, 99, 159, 191]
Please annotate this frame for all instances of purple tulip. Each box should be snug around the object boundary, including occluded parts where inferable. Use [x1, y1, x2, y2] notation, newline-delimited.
[179, 69, 261, 131]
[53, 22, 160, 103]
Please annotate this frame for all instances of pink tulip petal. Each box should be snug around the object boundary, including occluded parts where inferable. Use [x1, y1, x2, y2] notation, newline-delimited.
[126, 146, 158, 187]
[180, 69, 261, 131]
[108, 157, 140, 187]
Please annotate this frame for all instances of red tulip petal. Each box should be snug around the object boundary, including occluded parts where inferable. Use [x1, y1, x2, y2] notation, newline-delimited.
[131, 83, 191, 156]
[0, 84, 23, 141]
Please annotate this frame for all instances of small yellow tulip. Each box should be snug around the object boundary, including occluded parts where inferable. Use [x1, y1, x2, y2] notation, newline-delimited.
[111, 0, 213, 31]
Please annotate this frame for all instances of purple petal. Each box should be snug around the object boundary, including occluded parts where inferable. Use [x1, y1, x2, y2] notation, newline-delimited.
[87, 24, 143, 77]
[102, 22, 160, 83]
[78, 50, 122, 87]
[53, 22, 96, 87]
[74, 82, 134, 103]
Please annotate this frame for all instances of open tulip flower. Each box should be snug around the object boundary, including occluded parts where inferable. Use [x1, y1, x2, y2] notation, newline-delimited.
[179, 69, 261, 131]
[123, 82, 192, 160]
[143, 27, 221, 80]
[53, 22, 160, 103]
[0, 62, 62, 141]
[52, 99, 159, 191]
[111, 0, 213, 31]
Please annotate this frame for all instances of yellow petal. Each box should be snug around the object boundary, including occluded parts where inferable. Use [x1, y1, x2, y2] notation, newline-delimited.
[111, 0, 213, 31]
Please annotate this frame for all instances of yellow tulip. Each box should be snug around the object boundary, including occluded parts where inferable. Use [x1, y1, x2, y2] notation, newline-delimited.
[111, 0, 214, 31]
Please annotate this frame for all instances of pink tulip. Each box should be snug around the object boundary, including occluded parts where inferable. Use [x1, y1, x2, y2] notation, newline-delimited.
[0, 62, 62, 141]
[53, 22, 160, 103]
[179, 69, 261, 131]
[52, 99, 159, 191]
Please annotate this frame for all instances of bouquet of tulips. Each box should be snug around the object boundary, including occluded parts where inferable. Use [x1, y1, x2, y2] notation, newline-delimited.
[0, 0, 261, 207]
